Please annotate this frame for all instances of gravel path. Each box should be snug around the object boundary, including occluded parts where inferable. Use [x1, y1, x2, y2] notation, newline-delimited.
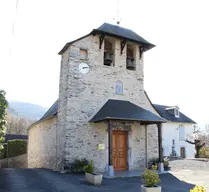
[169, 159, 209, 190]
[169, 159, 209, 171]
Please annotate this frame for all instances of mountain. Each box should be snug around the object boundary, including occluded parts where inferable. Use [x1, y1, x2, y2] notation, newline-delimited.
[8, 101, 48, 120]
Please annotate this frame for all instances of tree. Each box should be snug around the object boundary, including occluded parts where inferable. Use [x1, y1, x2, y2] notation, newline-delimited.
[186, 125, 205, 158]
[6, 114, 33, 135]
[0, 90, 8, 149]
[186, 139, 205, 158]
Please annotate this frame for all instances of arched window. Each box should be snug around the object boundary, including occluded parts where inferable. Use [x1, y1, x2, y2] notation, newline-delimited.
[115, 80, 123, 94]
[104, 39, 115, 66]
[126, 44, 135, 70]
[179, 125, 185, 141]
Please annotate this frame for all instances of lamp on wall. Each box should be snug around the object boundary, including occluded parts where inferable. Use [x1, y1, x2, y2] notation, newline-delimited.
[176, 124, 183, 130]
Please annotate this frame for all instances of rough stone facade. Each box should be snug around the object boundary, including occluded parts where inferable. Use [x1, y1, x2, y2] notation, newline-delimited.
[28, 117, 57, 169]
[28, 33, 160, 172]
[56, 34, 160, 172]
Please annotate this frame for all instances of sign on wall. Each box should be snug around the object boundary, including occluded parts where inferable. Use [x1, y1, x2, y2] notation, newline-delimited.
[97, 144, 105, 150]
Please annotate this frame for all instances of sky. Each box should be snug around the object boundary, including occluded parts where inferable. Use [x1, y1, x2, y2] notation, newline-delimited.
[0, 0, 209, 128]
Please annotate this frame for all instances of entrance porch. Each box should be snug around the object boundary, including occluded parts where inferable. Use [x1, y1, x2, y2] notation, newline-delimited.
[89, 99, 166, 176]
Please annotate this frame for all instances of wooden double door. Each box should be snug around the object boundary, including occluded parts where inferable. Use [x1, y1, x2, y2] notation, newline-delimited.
[112, 131, 128, 170]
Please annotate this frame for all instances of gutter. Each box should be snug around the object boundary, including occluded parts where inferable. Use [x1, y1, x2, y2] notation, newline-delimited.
[27, 114, 57, 131]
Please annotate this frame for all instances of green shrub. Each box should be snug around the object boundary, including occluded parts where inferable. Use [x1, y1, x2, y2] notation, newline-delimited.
[163, 157, 169, 168]
[0, 143, 7, 159]
[7, 140, 27, 158]
[140, 166, 160, 187]
[199, 147, 209, 158]
[70, 158, 90, 173]
[84, 161, 94, 174]
[148, 157, 169, 169]
[190, 186, 206, 192]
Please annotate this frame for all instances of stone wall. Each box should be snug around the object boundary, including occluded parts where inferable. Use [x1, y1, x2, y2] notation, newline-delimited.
[28, 117, 57, 169]
[56, 50, 69, 170]
[0, 154, 27, 168]
[57, 34, 159, 171]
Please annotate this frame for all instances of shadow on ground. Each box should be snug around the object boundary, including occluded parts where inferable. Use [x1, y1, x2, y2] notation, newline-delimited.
[68, 172, 195, 192]
[0, 168, 195, 192]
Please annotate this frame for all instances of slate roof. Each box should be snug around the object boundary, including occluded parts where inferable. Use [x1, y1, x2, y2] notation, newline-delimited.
[153, 104, 196, 124]
[89, 99, 166, 124]
[59, 23, 155, 55]
[92, 23, 155, 50]
[39, 100, 58, 121]
[4, 134, 28, 143]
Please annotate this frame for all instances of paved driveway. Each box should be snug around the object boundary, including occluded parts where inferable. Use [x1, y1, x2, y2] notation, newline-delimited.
[0, 168, 195, 192]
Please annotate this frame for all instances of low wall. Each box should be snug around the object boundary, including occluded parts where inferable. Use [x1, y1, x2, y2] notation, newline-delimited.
[0, 154, 27, 168]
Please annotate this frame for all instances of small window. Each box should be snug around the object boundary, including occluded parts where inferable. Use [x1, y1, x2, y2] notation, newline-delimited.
[115, 80, 123, 94]
[126, 45, 135, 70]
[104, 39, 113, 51]
[172, 139, 175, 146]
[174, 108, 180, 118]
[179, 125, 185, 141]
[104, 39, 114, 66]
[80, 49, 88, 60]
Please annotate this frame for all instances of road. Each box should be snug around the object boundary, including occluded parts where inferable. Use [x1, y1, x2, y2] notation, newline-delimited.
[0, 167, 197, 192]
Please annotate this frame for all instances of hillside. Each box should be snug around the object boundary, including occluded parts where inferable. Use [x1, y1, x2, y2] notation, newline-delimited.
[8, 101, 48, 120]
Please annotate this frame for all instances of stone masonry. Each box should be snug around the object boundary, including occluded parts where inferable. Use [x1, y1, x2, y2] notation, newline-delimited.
[28, 117, 57, 169]
[28, 31, 160, 171]
[55, 34, 160, 172]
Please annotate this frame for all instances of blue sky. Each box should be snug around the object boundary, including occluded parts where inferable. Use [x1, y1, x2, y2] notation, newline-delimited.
[0, 0, 208, 128]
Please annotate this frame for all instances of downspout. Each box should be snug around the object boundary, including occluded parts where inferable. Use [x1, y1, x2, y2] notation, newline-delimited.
[157, 123, 164, 172]
[145, 125, 148, 168]
[107, 120, 114, 176]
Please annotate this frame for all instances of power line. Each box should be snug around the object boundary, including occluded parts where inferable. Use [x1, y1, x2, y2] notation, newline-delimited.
[9, 0, 19, 57]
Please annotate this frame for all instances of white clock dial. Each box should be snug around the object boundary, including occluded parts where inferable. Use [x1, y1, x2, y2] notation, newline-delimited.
[79, 63, 89, 74]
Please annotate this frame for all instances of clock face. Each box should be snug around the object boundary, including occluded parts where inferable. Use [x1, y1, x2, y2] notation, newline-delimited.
[79, 63, 89, 74]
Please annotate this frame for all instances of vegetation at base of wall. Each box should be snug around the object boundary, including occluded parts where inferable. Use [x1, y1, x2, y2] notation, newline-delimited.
[0, 143, 7, 159]
[140, 166, 160, 187]
[148, 157, 169, 169]
[199, 147, 209, 158]
[84, 161, 94, 174]
[69, 159, 90, 173]
[7, 140, 27, 158]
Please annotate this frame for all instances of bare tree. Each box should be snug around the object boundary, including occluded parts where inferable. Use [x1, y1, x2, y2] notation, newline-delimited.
[6, 115, 34, 135]
[186, 125, 205, 158]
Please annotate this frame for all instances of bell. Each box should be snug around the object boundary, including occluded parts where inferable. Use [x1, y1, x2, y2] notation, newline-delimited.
[126, 58, 134, 69]
[104, 52, 112, 66]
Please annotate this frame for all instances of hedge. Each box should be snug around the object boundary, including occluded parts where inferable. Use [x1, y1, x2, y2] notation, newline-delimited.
[7, 140, 27, 158]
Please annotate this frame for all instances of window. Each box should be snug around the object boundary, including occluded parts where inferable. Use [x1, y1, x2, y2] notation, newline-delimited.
[126, 45, 135, 70]
[104, 39, 114, 66]
[80, 49, 88, 60]
[115, 80, 123, 94]
[174, 108, 180, 118]
[172, 139, 175, 146]
[179, 125, 185, 140]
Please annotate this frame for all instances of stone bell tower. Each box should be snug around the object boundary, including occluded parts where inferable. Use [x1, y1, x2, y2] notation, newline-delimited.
[55, 23, 162, 173]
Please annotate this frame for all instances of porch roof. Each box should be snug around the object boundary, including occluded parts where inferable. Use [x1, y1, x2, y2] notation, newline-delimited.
[89, 99, 167, 124]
